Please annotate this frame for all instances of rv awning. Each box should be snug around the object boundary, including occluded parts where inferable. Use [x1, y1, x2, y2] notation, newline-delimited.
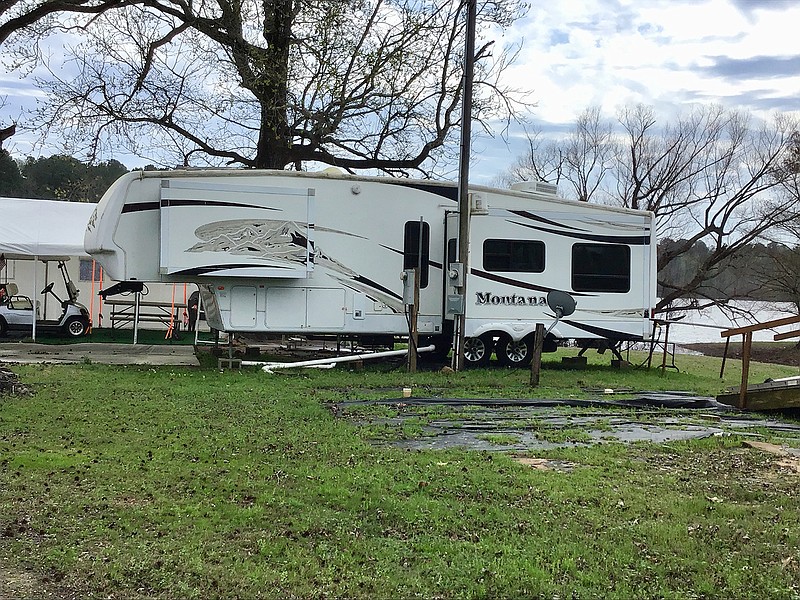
[0, 197, 96, 259]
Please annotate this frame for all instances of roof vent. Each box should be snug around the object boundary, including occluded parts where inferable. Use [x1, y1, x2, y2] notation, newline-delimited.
[510, 181, 558, 196]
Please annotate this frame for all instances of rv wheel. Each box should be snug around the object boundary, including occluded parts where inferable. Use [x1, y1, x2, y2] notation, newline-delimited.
[463, 334, 493, 368]
[63, 316, 88, 338]
[496, 335, 533, 368]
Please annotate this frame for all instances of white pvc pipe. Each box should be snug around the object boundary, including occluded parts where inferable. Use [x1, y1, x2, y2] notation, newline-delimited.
[256, 344, 436, 373]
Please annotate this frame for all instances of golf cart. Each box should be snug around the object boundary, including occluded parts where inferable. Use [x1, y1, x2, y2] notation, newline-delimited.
[0, 261, 90, 338]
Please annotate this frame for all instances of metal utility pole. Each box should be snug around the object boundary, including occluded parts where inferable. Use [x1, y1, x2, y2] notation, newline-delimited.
[454, 0, 476, 371]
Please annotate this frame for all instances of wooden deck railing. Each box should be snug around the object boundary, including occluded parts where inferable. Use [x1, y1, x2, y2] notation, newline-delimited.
[720, 314, 800, 409]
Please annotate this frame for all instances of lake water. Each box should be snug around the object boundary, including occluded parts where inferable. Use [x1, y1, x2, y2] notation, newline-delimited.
[658, 300, 798, 344]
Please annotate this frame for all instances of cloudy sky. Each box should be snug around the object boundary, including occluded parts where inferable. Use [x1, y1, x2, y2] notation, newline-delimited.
[472, 0, 800, 182]
[2, 0, 800, 183]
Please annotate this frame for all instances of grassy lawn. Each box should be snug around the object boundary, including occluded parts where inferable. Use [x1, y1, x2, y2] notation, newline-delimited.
[1, 349, 799, 598]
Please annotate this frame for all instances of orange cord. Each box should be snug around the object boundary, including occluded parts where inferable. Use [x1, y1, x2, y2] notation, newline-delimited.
[166, 284, 176, 339]
[89, 260, 95, 334]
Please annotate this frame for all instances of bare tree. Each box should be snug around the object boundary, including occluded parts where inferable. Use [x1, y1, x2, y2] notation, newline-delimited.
[499, 106, 615, 202]
[563, 106, 615, 202]
[497, 128, 565, 188]
[0, 0, 132, 45]
[2, 0, 529, 173]
[502, 104, 800, 313]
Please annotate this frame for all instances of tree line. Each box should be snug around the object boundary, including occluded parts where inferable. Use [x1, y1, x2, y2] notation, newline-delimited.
[0, 152, 128, 202]
[659, 239, 800, 311]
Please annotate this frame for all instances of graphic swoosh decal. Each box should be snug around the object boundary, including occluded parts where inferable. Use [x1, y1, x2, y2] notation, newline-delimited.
[121, 199, 281, 213]
[121, 202, 160, 213]
[167, 264, 298, 276]
[562, 319, 643, 341]
[510, 221, 650, 245]
[508, 210, 586, 232]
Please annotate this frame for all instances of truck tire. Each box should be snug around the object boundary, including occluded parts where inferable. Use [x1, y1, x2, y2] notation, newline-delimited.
[496, 335, 533, 368]
[63, 316, 88, 338]
[463, 334, 493, 368]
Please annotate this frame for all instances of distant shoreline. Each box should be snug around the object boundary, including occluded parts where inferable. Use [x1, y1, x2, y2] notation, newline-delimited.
[680, 342, 800, 367]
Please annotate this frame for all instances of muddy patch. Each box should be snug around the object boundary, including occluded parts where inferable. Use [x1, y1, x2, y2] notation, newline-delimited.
[334, 395, 800, 451]
[0, 367, 31, 396]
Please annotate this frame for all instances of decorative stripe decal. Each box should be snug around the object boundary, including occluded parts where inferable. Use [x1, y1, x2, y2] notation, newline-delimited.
[562, 319, 642, 341]
[160, 199, 280, 211]
[384, 180, 459, 201]
[508, 210, 586, 232]
[352, 275, 403, 302]
[510, 220, 650, 245]
[121, 199, 281, 213]
[168, 264, 295, 276]
[379, 245, 443, 270]
[121, 202, 160, 213]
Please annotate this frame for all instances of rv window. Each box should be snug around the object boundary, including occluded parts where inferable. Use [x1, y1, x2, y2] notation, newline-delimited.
[571, 243, 630, 292]
[403, 221, 430, 289]
[483, 239, 545, 273]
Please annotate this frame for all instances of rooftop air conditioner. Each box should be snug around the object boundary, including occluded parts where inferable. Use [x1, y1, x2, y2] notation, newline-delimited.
[510, 181, 558, 196]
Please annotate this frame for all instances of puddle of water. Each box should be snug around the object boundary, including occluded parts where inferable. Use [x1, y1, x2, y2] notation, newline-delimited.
[337, 397, 800, 452]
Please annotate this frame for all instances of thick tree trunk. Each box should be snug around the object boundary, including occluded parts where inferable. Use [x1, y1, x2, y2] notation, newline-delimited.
[255, 0, 293, 169]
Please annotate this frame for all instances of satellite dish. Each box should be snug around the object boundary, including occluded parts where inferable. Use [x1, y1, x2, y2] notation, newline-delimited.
[547, 290, 576, 318]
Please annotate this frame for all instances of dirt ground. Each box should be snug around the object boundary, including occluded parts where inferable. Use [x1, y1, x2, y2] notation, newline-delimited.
[682, 342, 800, 367]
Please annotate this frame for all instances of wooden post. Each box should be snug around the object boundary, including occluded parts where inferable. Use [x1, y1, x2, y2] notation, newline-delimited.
[739, 331, 752, 409]
[660, 322, 671, 375]
[719, 314, 800, 381]
[646, 320, 659, 369]
[719, 337, 730, 378]
[408, 267, 420, 373]
[454, 0, 476, 372]
[529, 323, 545, 387]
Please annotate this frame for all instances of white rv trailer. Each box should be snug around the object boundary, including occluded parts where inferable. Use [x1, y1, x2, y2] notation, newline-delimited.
[85, 169, 657, 366]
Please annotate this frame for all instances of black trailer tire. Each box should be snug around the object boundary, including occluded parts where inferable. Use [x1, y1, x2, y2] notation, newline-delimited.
[463, 334, 493, 368]
[496, 335, 534, 368]
[63, 316, 88, 338]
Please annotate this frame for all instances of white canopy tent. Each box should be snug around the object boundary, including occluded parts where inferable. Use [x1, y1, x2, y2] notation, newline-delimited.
[0, 198, 96, 340]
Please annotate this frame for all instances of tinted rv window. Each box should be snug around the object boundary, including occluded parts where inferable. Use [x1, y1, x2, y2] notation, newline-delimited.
[483, 239, 545, 273]
[404, 221, 430, 288]
[571, 243, 630, 292]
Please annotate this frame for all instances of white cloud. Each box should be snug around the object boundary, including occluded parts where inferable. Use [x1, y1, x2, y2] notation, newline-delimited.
[469, 0, 800, 182]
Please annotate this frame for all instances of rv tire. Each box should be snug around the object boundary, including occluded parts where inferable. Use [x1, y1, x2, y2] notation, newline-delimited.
[496, 335, 533, 368]
[463, 334, 493, 368]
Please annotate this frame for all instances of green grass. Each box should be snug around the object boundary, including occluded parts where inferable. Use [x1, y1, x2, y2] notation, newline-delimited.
[0, 351, 799, 599]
